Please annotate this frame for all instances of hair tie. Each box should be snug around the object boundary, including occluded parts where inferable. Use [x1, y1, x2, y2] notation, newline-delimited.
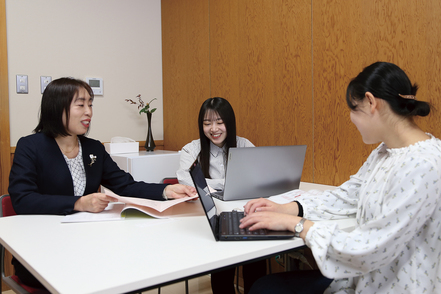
[399, 94, 416, 100]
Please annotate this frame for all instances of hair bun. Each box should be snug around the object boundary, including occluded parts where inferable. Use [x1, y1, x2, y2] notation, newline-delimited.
[414, 101, 431, 117]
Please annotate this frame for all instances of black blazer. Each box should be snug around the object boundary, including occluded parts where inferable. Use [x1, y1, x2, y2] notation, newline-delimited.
[9, 133, 167, 215]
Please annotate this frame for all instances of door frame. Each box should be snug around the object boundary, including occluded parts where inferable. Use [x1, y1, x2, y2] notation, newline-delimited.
[0, 0, 11, 195]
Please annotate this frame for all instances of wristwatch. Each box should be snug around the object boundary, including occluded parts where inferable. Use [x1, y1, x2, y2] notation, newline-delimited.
[294, 218, 306, 238]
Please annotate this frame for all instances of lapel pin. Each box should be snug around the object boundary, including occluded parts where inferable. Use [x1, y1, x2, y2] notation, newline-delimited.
[89, 154, 97, 167]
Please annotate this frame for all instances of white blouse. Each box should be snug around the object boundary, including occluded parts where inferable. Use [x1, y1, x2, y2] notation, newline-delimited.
[176, 136, 254, 190]
[296, 134, 441, 293]
[62, 140, 86, 197]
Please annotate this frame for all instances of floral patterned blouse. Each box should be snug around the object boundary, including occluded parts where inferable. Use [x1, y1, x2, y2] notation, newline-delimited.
[297, 134, 441, 293]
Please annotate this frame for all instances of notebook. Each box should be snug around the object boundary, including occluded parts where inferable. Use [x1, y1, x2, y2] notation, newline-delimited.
[189, 160, 295, 241]
[212, 145, 307, 201]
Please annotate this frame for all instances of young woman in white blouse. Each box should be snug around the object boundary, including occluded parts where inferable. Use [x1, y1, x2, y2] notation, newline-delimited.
[240, 62, 441, 294]
[177, 97, 254, 190]
[177, 97, 265, 294]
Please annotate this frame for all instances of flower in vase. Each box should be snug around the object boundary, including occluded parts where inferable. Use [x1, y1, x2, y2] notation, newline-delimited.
[125, 94, 157, 115]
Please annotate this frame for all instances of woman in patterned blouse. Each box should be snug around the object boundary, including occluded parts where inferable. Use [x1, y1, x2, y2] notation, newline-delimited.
[240, 62, 441, 294]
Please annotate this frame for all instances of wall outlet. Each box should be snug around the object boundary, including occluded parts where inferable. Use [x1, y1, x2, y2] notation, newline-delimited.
[40, 76, 52, 94]
[16, 75, 28, 94]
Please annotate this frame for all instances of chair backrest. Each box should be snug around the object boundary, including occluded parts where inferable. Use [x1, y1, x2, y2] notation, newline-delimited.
[161, 178, 179, 185]
[1, 194, 16, 217]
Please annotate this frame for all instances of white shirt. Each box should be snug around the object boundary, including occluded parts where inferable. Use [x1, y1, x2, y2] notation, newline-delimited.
[62, 140, 86, 196]
[296, 134, 441, 293]
[176, 136, 254, 190]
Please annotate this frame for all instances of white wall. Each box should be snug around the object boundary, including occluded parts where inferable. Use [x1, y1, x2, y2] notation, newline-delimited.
[6, 0, 164, 146]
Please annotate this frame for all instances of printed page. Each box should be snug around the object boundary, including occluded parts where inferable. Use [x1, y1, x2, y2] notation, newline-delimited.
[269, 189, 323, 204]
[62, 202, 126, 223]
[120, 204, 171, 219]
[104, 188, 198, 212]
[61, 189, 198, 223]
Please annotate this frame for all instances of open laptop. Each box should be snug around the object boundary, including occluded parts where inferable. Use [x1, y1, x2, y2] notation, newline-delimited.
[189, 160, 295, 241]
[212, 145, 307, 201]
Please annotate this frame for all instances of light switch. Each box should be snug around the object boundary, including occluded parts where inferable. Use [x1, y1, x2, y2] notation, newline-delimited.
[16, 75, 28, 94]
[40, 76, 52, 94]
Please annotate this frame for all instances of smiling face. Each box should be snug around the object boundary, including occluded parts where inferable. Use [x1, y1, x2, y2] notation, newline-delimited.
[62, 87, 93, 136]
[203, 110, 227, 147]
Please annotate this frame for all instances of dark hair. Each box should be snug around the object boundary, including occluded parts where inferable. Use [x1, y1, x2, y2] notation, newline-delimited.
[34, 77, 94, 137]
[346, 62, 430, 117]
[198, 97, 237, 178]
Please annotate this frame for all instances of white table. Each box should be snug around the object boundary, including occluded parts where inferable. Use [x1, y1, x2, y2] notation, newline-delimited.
[110, 150, 180, 183]
[0, 183, 355, 294]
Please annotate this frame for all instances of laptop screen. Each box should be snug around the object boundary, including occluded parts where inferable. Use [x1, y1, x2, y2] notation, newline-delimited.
[189, 160, 219, 235]
[222, 145, 307, 201]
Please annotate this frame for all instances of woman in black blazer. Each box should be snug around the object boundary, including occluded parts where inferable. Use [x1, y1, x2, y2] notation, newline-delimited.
[8, 77, 195, 288]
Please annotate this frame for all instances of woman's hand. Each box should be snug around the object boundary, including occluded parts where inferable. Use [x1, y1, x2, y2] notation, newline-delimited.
[240, 212, 314, 239]
[240, 211, 297, 232]
[164, 184, 197, 199]
[74, 193, 117, 213]
[243, 198, 299, 216]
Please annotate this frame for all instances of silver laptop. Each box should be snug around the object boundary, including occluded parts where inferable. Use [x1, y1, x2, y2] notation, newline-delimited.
[212, 145, 307, 201]
[189, 160, 295, 241]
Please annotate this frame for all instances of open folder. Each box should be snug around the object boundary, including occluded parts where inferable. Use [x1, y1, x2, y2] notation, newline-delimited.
[61, 188, 198, 223]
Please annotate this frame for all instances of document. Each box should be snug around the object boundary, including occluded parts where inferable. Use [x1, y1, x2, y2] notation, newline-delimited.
[62, 188, 198, 223]
[268, 189, 323, 204]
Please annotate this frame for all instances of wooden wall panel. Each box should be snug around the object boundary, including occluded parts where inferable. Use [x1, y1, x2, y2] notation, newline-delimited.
[209, 0, 313, 182]
[162, 0, 210, 151]
[313, 0, 369, 186]
[313, 0, 441, 185]
[414, 0, 441, 138]
[162, 0, 441, 186]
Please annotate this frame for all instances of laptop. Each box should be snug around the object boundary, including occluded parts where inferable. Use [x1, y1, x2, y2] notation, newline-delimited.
[212, 145, 307, 201]
[189, 160, 295, 241]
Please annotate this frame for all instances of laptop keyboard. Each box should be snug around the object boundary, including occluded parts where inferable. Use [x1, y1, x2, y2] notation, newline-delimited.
[211, 191, 224, 200]
[221, 211, 267, 236]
